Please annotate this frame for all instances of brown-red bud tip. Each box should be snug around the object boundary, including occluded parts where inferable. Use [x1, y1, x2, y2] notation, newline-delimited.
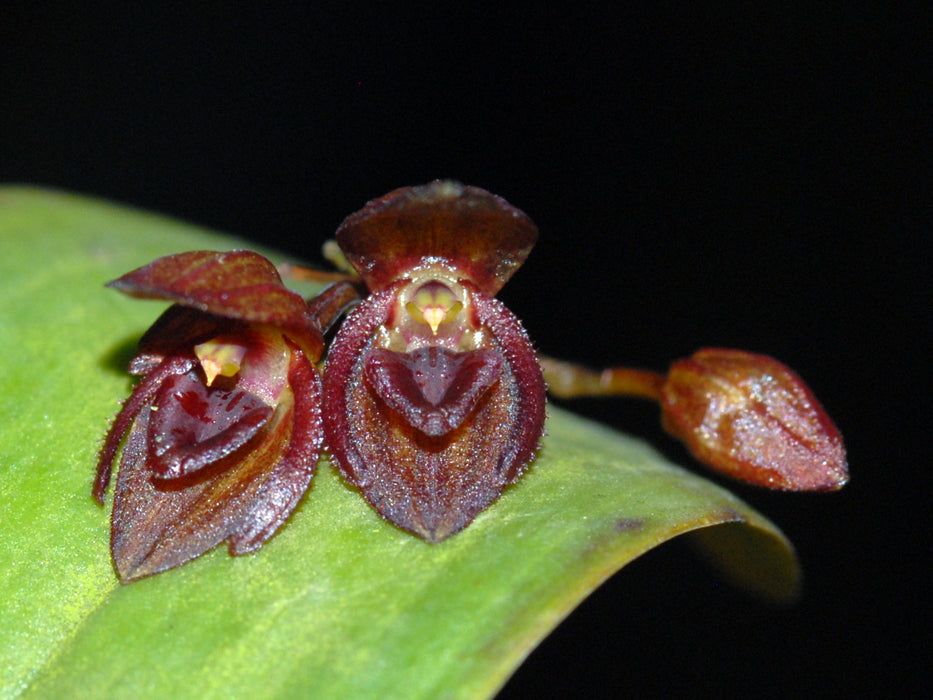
[660, 349, 848, 491]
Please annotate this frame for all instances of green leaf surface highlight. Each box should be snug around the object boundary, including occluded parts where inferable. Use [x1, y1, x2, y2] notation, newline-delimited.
[0, 186, 799, 699]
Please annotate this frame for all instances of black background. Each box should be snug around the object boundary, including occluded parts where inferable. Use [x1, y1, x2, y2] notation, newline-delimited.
[2, 4, 927, 697]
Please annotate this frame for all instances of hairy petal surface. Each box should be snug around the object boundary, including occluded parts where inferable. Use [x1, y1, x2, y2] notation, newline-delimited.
[323, 285, 545, 542]
[110, 347, 321, 581]
[364, 347, 504, 436]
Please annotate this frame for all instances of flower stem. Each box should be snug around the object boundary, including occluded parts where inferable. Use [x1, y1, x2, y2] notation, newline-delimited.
[539, 356, 665, 402]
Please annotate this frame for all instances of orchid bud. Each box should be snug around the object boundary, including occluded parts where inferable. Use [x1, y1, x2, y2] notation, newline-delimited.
[660, 348, 848, 491]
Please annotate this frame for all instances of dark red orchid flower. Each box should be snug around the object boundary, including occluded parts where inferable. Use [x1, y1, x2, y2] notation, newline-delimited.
[94, 250, 340, 582]
[322, 181, 546, 542]
[95, 184, 848, 583]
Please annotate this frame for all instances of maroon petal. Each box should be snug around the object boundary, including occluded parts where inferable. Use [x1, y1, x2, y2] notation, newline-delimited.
[364, 347, 503, 436]
[323, 284, 545, 542]
[108, 250, 324, 359]
[468, 285, 547, 483]
[147, 372, 274, 479]
[228, 345, 323, 553]
[109, 347, 322, 582]
[336, 181, 538, 294]
[94, 355, 196, 503]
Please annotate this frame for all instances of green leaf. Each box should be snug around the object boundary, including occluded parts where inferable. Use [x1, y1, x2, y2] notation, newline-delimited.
[0, 186, 799, 699]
